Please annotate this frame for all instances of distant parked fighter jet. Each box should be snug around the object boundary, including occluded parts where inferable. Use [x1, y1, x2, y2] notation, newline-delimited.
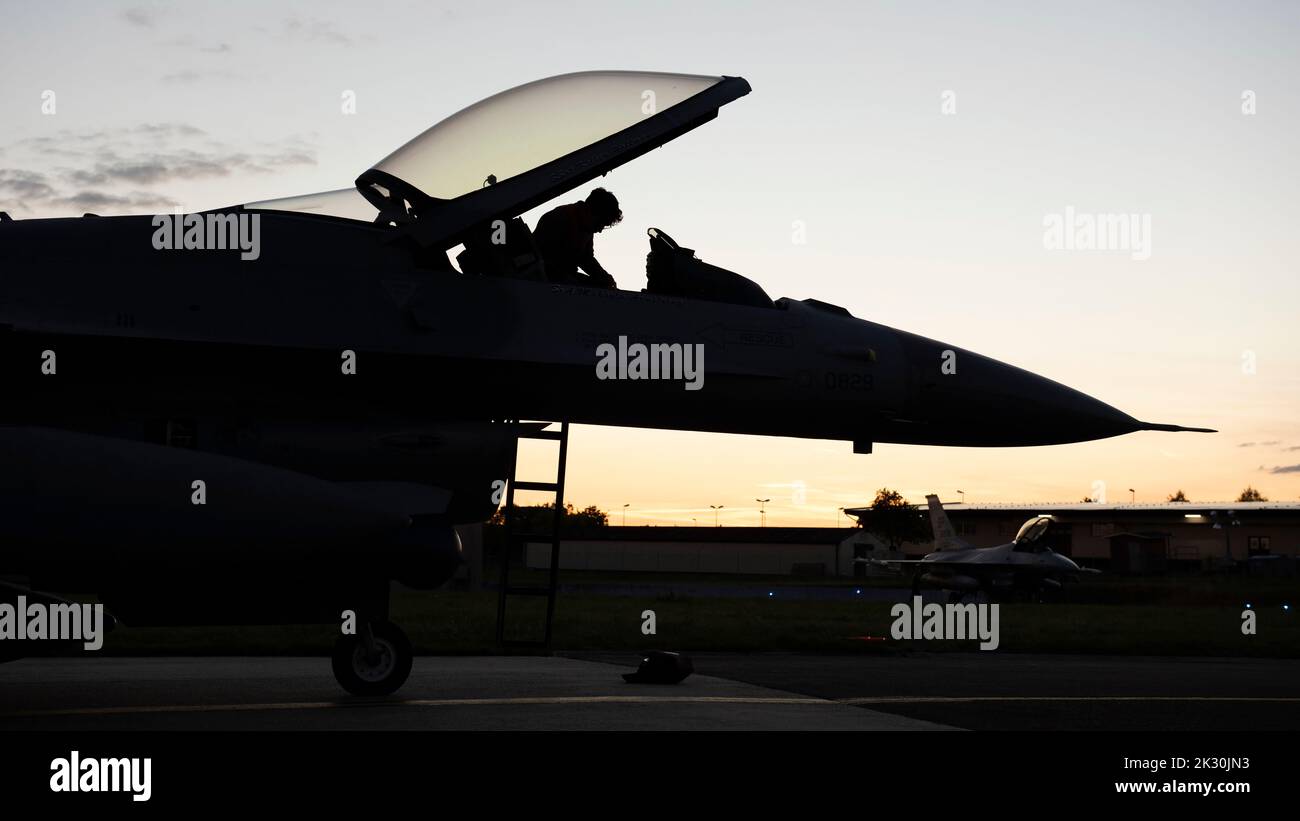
[863, 495, 1099, 601]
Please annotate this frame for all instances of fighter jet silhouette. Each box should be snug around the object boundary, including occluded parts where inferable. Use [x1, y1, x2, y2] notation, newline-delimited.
[0, 71, 1210, 693]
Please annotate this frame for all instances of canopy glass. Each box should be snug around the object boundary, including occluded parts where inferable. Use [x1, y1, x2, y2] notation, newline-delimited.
[365, 71, 723, 201]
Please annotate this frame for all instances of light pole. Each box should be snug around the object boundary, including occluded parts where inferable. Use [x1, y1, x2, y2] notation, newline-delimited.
[622, 503, 629, 527]
[1129, 488, 1136, 504]
[1210, 511, 1241, 561]
[755, 498, 770, 527]
[957, 490, 965, 504]
[710, 505, 724, 527]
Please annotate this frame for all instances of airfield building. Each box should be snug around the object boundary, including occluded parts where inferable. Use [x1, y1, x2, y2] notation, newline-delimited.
[847, 501, 1300, 573]
[514, 502, 1300, 578]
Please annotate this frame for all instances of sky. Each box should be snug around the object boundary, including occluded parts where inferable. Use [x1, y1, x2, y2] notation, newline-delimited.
[1, 0, 1297, 526]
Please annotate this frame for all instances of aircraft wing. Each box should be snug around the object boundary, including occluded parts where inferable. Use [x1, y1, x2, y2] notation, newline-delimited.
[861, 557, 1099, 575]
[861, 557, 985, 571]
[859, 558, 926, 572]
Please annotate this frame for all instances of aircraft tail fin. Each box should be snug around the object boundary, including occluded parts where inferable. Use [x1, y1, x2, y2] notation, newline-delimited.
[926, 494, 972, 552]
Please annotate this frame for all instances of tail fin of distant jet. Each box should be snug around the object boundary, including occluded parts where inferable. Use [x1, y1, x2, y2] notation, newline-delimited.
[926, 494, 972, 552]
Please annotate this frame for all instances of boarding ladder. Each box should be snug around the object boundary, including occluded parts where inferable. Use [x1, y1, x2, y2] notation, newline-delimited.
[494, 420, 569, 649]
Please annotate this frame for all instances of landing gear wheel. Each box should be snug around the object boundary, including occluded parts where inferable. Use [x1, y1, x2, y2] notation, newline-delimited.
[332, 621, 413, 696]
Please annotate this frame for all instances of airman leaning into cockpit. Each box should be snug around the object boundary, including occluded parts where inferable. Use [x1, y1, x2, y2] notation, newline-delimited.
[533, 188, 622, 289]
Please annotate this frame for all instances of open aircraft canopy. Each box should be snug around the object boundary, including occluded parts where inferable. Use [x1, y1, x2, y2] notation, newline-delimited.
[1013, 515, 1058, 551]
[245, 187, 378, 222]
[248, 71, 750, 247]
[359, 71, 749, 246]
[366, 72, 724, 202]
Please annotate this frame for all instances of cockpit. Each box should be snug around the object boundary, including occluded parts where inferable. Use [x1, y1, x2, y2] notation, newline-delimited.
[243, 71, 777, 308]
[1012, 515, 1058, 553]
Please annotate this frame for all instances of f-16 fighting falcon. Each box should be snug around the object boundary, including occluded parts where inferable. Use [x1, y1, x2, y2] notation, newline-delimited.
[0, 71, 1212, 694]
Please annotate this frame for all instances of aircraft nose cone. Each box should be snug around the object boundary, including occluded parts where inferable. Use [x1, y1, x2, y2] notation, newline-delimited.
[977, 355, 1141, 443]
[892, 331, 1143, 446]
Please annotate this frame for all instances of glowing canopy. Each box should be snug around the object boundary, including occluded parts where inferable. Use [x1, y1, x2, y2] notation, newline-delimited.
[365, 71, 724, 201]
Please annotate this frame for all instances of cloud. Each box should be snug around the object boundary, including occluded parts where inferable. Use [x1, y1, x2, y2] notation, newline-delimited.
[14, 124, 207, 156]
[161, 69, 243, 84]
[53, 190, 181, 212]
[67, 149, 313, 185]
[282, 17, 352, 45]
[1268, 464, 1300, 474]
[135, 123, 207, 139]
[160, 70, 203, 85]
[160, 36, 234, 54]
[0, 169, 179, 213]
[0, 125, 315, 216]
[121, 6, 160, 28]
[0, 169, 57, 201]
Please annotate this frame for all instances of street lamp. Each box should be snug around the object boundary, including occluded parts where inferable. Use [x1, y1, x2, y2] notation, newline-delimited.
[622, 503, 629, 527]
[957, 490, 966, 504]
[710, 505, 725, 527]
[1129, 488, 1136, 503]
[1210, 511, 1242, 561]
[755, 498, 770, 528]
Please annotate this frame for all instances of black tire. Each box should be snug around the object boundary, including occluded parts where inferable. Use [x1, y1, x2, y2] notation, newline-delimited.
[331, 621, 413, 697]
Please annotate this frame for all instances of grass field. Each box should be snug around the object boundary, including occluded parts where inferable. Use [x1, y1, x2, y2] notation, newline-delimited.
[86, 572, 1299, 659]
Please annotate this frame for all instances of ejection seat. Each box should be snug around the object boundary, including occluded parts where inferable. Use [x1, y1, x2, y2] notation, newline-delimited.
[643, 227, 773, 308]
[455, 216, 547, 281]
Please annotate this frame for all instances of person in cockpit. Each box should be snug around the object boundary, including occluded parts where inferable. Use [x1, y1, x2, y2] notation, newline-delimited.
[533, 188, 622, 289]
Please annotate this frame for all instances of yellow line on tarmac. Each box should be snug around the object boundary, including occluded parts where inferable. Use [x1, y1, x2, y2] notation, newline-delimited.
[404, 696, 831, 707]
[6, 694, 1296, 719]
[837, 696, 1300, 704]
[0, 695, 832, 718]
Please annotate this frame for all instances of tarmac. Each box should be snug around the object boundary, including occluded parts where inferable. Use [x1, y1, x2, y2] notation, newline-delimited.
[2, 652, 1297, 731]
[0, 655, 950, 731]
[577, 651, 1300, 731]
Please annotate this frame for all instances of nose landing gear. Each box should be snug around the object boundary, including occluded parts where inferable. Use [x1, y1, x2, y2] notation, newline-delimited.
[331, 620, 413, 696]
